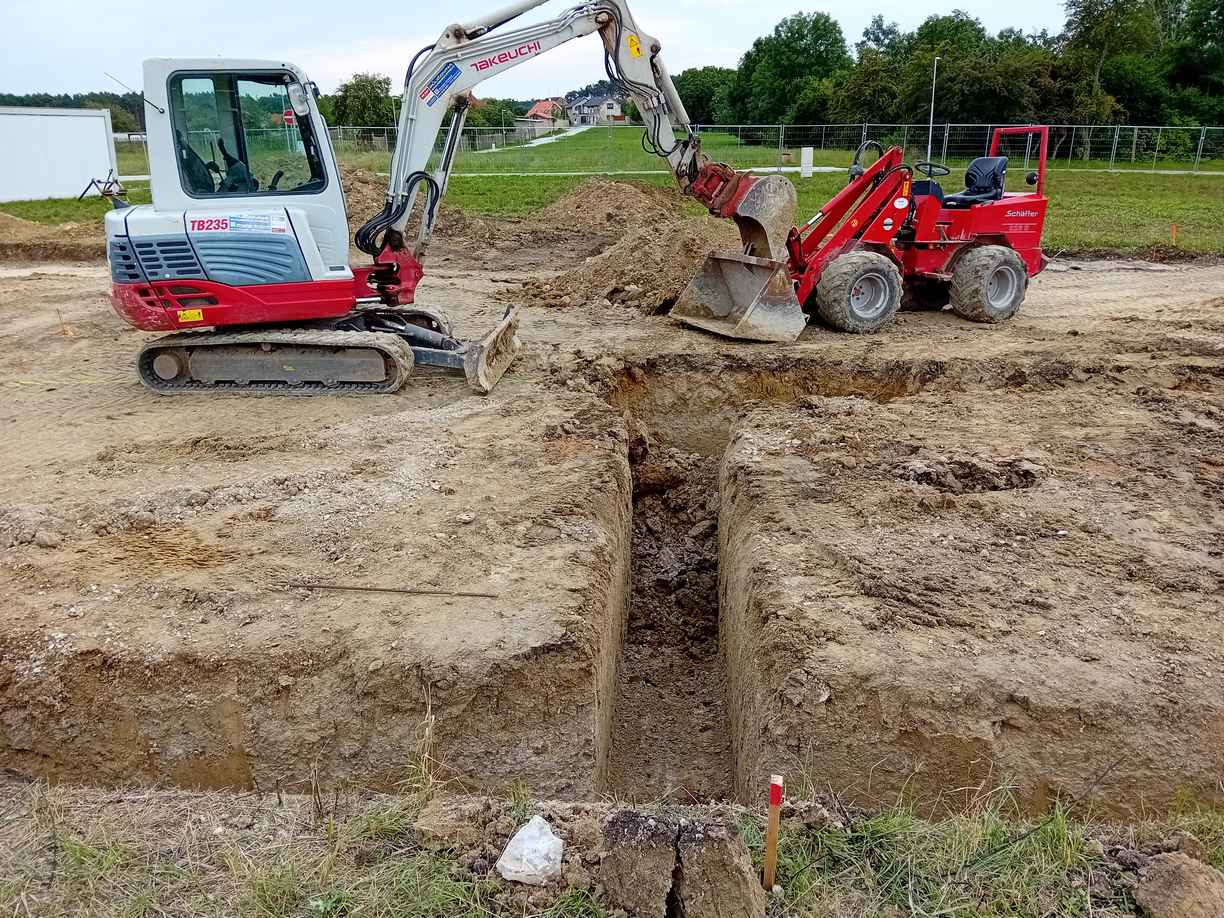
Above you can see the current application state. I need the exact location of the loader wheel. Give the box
[815,251,902,334]
[950,246,1027,323]
[901,279,950,312]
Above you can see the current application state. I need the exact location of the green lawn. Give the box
[328,125,1224,178]
[443,170,1224,255]
[3,163,1221,256]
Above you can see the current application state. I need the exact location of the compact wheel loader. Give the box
[674,127,1052,339]
[105,0,808,395]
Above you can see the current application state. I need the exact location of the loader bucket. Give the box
[672,252,806,343]
[462,305,522,394]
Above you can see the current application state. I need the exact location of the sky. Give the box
[3,0,1069,99]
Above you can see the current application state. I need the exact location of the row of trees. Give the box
[3,2,1220,130]
[318,73,531,129]
[0,91,143,131]
[672,1,1222,127]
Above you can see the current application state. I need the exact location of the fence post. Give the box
[820,124,825,150]
[1024,131,1033,170]
[901,124,909,156]
[1194,127,1207,173]
[1068,127,1075,165]
[1131,127,1139,162]
[1153,127,1162,169]
[778,124,786,173]
[861,122,868,144]
[983,125,991,156]
[1109,126,1120,171]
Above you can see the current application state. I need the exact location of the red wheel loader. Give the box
[673,125,1051,339]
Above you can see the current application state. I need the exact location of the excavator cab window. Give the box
[168,72,327,198]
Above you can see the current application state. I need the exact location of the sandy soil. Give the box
[1,183,1222,810]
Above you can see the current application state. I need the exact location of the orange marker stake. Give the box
[762,774,784,890]
[1172,223,1179,245]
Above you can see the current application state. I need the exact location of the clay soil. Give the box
[1,181,1222,815]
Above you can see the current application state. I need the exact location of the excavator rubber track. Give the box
[138,329,415,396]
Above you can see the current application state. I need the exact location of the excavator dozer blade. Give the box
[462,305,523,394]
[673,252,807,343]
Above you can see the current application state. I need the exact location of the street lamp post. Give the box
[926,56,941,163]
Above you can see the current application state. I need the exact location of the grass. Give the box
[330,125,1224,178]
[3,776,1223,917]
[3,132,1223,255]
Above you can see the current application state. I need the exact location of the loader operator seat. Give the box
[943,156,1008,208]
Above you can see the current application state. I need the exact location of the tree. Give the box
[673,66,736,124]
[88,102,137,132]
[333,73,394,126]
[1065,0,1160,91]
[465,98,521,128]
[565,80,620,103]
[857,15,902,57]
[725,12,852,123]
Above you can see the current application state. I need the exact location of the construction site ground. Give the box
[1,177,1223,913]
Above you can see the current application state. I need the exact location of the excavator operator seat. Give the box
[943,156,1008,208]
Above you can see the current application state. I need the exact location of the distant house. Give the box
[514,98,568,137]
[567,94,624,126]
[524,99,567,124]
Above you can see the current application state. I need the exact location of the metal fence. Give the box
[114,122,1224,180]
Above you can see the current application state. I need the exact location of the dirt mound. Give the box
[512,216,739,313]
[0,212,106,261]
[529,178,689,234]
[341,165,519,249]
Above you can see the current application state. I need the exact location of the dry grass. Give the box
[3,765,1222,918]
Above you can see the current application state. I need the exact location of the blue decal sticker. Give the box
[422,62,462,107]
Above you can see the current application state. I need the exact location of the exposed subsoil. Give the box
[1,180,1223,820]
[606,449,731,803]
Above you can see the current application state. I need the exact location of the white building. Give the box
[0,107,118,203]
[566,94,624,126]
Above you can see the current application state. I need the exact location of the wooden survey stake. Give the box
[762,774,784,889]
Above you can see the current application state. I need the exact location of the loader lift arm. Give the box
[354,0,798,305]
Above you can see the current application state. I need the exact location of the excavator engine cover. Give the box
[673,173,806,343]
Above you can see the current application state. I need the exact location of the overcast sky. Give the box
[4,0,1069,98]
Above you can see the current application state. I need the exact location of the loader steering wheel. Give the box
[915,161,951,178]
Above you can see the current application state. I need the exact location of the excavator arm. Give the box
[356,0,797,274]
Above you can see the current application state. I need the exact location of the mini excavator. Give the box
[106,0,805,395]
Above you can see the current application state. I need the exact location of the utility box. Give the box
[0,107,118,203]
[801,147,814,179]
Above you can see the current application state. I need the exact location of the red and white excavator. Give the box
[106,0,803,395]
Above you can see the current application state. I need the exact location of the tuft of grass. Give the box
[543,889,608,917]
[360,852,495,917]
[740,796,1117,917]
[245,865,305,917]
[506,779,532,826]
[59,832,137,894]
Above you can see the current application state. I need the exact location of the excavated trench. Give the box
[599,352,1224,812]
[601,356,932,803]
[5,349,1222,815]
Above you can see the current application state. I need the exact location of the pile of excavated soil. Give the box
[342,167,511,247]
[512,217,740,314]
[342,169,705,265]
[0,212,106,261]
[529,178,689,233]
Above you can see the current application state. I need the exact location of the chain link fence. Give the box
[114,122,1224,180]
